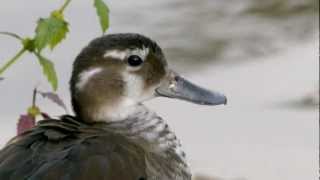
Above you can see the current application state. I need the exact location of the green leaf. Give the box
[34,12,69,52]
[36,54,58,91]
[94,0,110,33]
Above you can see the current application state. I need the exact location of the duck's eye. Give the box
[127,55,143,67]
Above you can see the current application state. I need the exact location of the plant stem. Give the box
[32,88,37,107]
[59,0,72,13]
[0,32,23,41]
[0,48,26,75]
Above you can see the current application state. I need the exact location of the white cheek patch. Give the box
[122,71,157,103]
[76,68,103,90]
[122,72,144,99]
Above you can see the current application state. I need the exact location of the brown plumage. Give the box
[0,116,148,180]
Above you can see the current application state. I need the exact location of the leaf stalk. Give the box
[59,0,72,13]
[0,48,26,75]
[0,32,23,41]
[32,88,37,107]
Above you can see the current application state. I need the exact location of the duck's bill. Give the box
[155,71,227,106]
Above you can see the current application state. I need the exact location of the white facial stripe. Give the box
[130,46,150,60]
[76,68,103,90]
[103,47,150,61]
[103,50,127,60]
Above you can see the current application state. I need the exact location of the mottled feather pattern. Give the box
[0,106,191,180]
[104,105,191,179]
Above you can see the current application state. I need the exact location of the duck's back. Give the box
[0,116,148,180]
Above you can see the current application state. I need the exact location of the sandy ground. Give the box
[1,40,318,180]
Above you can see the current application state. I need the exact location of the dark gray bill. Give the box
[155,72,227,106]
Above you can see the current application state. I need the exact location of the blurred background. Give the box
[0,0,319,179]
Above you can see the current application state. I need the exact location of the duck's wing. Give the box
[0,116,147,180]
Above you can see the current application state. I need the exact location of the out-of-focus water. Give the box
[0,0,318,71]
[108,0,318,71]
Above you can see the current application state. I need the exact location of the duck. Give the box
[0,33,226,180]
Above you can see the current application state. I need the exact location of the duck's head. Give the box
[70,33,226,122]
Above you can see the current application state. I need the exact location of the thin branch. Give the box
[0,48,27,75]
[0,32,23,41]
[59,0,72,13]
[32,88,37,107]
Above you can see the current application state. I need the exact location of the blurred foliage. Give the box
[34,11,69,52]
[94,0,110,33]
[0,0,109,91]
[0,0,110,134]
[17,88,69,135]
[17,114,35,135]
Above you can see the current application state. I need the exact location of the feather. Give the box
[0,114,191,180]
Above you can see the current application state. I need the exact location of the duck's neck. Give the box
[105,104,188,162]
[93,98,141,122]
[74,94,141,123]
[84,104,191,177]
